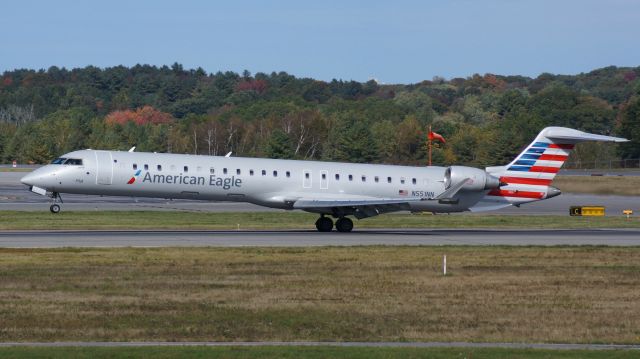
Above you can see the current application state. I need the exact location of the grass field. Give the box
[553,175,640,196]
[0,211,638,230]
[1,246,639,344]
[0,168,32,172]
[0,346,637,359]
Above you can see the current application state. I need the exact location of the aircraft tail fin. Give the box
[481,127,627,205]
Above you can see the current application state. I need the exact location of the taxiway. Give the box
[1,228,639,248]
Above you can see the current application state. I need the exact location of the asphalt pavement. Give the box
[0,341,638,351]
[1,228,639,248]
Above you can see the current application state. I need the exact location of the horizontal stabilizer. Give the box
[543,127,628,143]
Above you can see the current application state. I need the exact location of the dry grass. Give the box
[1,246,640,344]
[1,346,637,359]
[553,175,640,196]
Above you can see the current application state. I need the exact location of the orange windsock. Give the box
[428,131,446,143]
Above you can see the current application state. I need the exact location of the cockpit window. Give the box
[64,158,83,166]
[51,158,67,164]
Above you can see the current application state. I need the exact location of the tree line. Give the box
[1,63,639,166]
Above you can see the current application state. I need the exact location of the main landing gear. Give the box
[49,192,62,214]
[315,215,353,233]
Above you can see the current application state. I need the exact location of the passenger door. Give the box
[95,151,113,185]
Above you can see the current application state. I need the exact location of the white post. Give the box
[443,255,447,276]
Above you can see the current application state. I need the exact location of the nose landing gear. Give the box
[49,192,63,214]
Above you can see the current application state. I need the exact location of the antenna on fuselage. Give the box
[128,146,136,152]
[225,152,232,157]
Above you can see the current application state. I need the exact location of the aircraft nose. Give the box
[20,167,56,188]
[20,172,37,186]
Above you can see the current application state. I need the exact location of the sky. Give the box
[1,0,639,83]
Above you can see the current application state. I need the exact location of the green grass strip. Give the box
[0,211,638,230]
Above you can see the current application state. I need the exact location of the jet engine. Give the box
[444,166,502,191]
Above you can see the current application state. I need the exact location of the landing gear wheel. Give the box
[50,204,61,214]
[315,216,334,232]
[335,217,354,233]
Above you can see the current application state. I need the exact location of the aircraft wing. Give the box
[293,196,424,219]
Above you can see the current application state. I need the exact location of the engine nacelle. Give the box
[444,166,501,191]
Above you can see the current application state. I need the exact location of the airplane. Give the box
[20,126,627,232]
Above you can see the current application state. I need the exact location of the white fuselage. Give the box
[22,150,487,213]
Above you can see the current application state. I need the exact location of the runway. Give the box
[0,340,638,351]
[1,228,639,247]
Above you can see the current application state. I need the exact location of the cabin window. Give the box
[157,165,162,171]
[262,170,266,176]
[144,164,149,170]
[133,164,137,170]
[250,170,254,176]
[348,174,353,181]
[286,171,291,178]
[196,166,202,172]
[223,168,227,174]
[305,173,310,179]
[170,165,176,171]
[400,177,405,184]
[361,175,366,182]
[210,168,215,174]
[374,176,379,183]
[113,159,118,163]
[273,170,278,177]
[387,177,392,183]
[322,173,326,180]
[335,174,340,180]
[412,178,417,185]
[184,166,188,173]
[236,169,241,175]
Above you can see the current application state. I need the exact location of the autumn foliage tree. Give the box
[105,106,173,126]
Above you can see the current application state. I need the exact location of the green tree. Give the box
[264,129,294,159]
[322,115,377,163]
[617,97,640,159]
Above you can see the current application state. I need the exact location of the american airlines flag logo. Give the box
[127,170,142,184]
[399,189,408,196]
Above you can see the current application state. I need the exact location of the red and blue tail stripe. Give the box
[486,139,574,200]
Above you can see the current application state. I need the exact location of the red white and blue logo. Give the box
[488,140,574,200]
[127,170,142,184]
